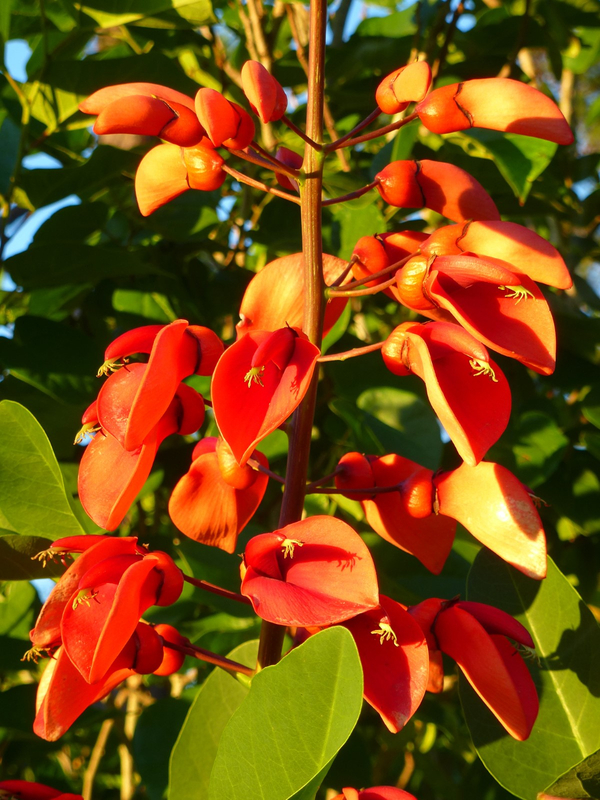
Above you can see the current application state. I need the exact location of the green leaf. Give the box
[582,385,600,429]
[332,202,386,260]
[208,627,363,800]
[0,110,20,196]
[512,411,569,488]
[542,748,600,799]
[582,431,600,462]
[355,7,417,37]
[0,581,38,638]
[112,289,177,322]
[169,640,258,800]
[0,401,84,540]
[0,534,65,580]
[463,552,600,800]
[71,0,214,28]
[448,130,558,203]
[6,243,152,289]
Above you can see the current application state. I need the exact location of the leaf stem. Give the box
[327,274,398,297]
[322,181,379,206]
[164,640,255,677]
[183,574,252,605]
[318,341,384,362]
[281,114,322,150]
[222,164,301,204]
[330,112,418,150]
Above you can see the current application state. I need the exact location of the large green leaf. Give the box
[169,640,258,800]
[71,0,214,28]
[463,552,600,800]
[208,627,363,800]
[511,411,569,489]
[0,401,84,540]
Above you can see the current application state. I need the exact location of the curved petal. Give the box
[434,605,539,740]
[415,78,573,145]
[236,253,348,338]
[456,601,534,648]
[422,221,572,289]
[241,517,380,626]
[342,596,429,733]
[403,327,511,465]
[168,447,269,552]
[362,454,456,574]
[212,332,320,464]
[429,260,556,374]
[417,160,500,222]
[241,61,287,122]
[77,428,160,530]
[94,95,175,137]
[135,143,189,217]
[79,82,196,114]
[435,461,547,579]
[34,645,135,742]
[194,88,240,147]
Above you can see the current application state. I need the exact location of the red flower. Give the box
[434,461,547,579]
[241,61,288,122]
[236,252,348,338]
[394,253,556,374]
[0,780,83,799]
[168,437,269,552]
[341,595,428,733]
[376,60,431,115]
[240,516,380,626]
[375,160,499,222]
[78,365,205,529]
[335,455,547,579]
[274,147,302,192]
[97,319,222,451]
[409,598,539,740]
[194,88,255,149]
[335,452,456,574]
[381,321,511,465]
[135,142,226,217]
[212,327,320,464]
[420,220,572,290]
[333,787,418,800]
[414,78,573,144]
[79,82,205,147]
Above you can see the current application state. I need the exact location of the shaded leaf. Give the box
[463,552,600,800]
[543,748,600,799]
[0,534,65,580]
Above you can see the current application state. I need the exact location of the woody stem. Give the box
[164,641,255,677]
[255,0,327,672]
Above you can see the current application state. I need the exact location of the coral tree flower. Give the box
[236,252,348,338]
[414,77,573,145]
[97,319,222,451]
[78,365,205,530]
[376,60,431,115]
[274,147,303,192]
[375,160,499,222]
[195,87,255,149]
[0,780,83,799]
[240,516,380,626]
[333,787,418,800]
[341,595,429,733]
[241,61,288,122]
[334,454,547,578]
[381,321,511,465]
[135,141,226,217]
[394,253,556,374]
[420,219,572,290]
[29,536,182,740]
[212,327,320,464]
[168,437,269,552]
[79,82,205,147]
[409,598,539,740]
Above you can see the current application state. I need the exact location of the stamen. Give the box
[97,357,129,377]
[515,643,541,666]
[498,285,535,304]
[21,645,45,663]
[281,539,304,559]
[74,422,101,445]
[72,588,99,610]
[469,358,498,382]
[371,620,399,646]
[244,366,265,388]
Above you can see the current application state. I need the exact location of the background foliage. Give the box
[1,0,600,797]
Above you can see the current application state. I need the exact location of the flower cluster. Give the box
[27,55,574,782]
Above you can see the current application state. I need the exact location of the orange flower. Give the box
[415,78,573,144]
[241,61,288,122]
[168,437,269,552]
[375,160,499,222]
[375,61,431,115]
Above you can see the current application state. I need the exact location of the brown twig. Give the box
[183,574,253,605]
[82,719,115,800]
[229,147,299,179]
[330,112,418,150]
[222,163,302,204]
[164,640,255,677]
[318,341,384,362]
[327,274,397,297]
[322,180,378,206]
